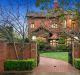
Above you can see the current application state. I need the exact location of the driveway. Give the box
[33,57,80,74]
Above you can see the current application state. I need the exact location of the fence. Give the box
[0,40,37,72]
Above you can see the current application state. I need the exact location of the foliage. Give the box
[59,32,66,37]
[24,38,30,43]
[56,44,68,52]
[58,37,65,44]
[38,41,51,51]
[74,59,80,69]
[35,0,80,10]
[0,25,13,42]
[36,37,51,51]
[36,37,46,44]
[35,0,52,10]
[56,36,68,52]
[4,59,36,71]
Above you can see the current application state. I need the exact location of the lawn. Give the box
[40,52,68,62]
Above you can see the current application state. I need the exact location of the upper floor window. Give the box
[51,23,58,28]
[62,20,66,28]
[30,23,35,28]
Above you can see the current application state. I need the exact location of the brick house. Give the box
[27,0,78,47]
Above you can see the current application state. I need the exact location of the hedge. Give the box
[4,59,36,71]
[74,59,80,69]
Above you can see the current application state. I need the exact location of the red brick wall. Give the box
[74,46,80,58]
[66,16,78,32]
[72,42,80,58]
[0,41,7,72]
[0,41,37,72]
[28,17,60,37]
[74,49,80,58]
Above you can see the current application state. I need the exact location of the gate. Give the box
[68,44,73,65]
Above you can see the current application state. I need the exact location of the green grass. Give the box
[40,52,68,62]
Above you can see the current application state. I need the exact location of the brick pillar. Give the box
[72,41,80,58]
[30,42,37,66]
[74,46,80,58]
[0,40,7,72]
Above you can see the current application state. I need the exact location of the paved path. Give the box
[33,57,80,74]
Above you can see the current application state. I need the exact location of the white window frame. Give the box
[51,23,58,28]
[50,40,57,46]
[31,23,35,28]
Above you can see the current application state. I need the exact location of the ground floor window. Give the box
[50,40,57,47]
[66,38,71,46]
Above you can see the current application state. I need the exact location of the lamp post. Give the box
[32,35,39,66]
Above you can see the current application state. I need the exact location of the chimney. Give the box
[54,0,58,9]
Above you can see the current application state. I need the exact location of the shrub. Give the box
[39,42,51,50]
[58,37,65,44]
[4,59,36,71]
[56,44,68,52]
[74,59,80,69]
[25,38,29,43]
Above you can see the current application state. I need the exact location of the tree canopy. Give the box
[35,0,80,39]
[35,0,80,10]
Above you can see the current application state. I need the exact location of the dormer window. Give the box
[30,23,35,28]
[51,23,58,28]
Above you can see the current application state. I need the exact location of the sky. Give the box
[0,0,45,12]
[0,0,78,13]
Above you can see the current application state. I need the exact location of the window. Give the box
[30,23,35,28]
[51,23,58,28]
[62,20,66,28]
[50,40,57,47]
[64,20,66,28]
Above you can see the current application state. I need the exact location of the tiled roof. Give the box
[27,9,76,18]
[50,33,58,39]
[27,12,61,18]
[27,12,47,17]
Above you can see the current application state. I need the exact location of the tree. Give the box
[0,21,13,42]
[35,0,52,10]
[0,0,31,59]
[59,0,80,38]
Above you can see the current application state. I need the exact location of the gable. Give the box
[31,26,52,37]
